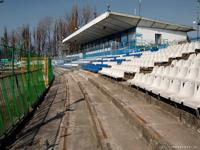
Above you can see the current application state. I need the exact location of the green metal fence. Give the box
[0,45,54,137]
[48,58,54,83]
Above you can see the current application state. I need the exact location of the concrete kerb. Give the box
[54,76,69,150]
[77,81,112,150]
[89,78,174,150]
[130,87,200,131]
[103,76,200,132]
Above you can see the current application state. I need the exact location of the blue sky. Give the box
[0,0,198,37]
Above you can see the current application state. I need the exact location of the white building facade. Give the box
[136,27,187,45]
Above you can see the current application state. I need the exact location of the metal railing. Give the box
[0,45,54,137]
[0,69,45,136]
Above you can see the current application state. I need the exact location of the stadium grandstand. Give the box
[49,10,200,149]
[60,11,200,113]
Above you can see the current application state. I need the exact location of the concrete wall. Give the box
[136,27,187,44]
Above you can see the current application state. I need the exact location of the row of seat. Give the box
[172,59,200,68]
[122,59,156,68]
[102,61,118,66]
[169,42,200,58]
[151,66,200,83]
[128,73,200,109]
[111,64,140,73]
[188,53,200,60]
[99,68,124,79]
[99,41,200,79]
[115,41,200,69]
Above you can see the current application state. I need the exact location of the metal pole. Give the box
[12,47,14,76]
[197,0,200,40]
[197,22,199,41]
[139,0,142,16]
[27,49,31,104]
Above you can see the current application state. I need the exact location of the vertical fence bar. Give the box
[36,70,42,96]
[9,76,19,120]
[24,73,32,106]
[27,49,31,105]
[0,111,4,135]
[12,47,14,77]
[19,74,29,111]
[1,79,13,125]
[31,71,39,99]
[15,75,25,116]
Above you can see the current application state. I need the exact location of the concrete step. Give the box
[57,74,99,150]
[80,71,200,150]
[73,72,149,150]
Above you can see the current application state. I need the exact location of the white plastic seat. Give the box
[154,66,164,76]
[134,74,148,86]
[175,67,188,80]
[183,60,192,68]
[113,70,124,78]
[194,41,200,50]
[175,60,184,67]
[170,48,182,58]
[188,53,196,60]
[171,60,177,66]
[145,76,162,91]
[161,66,170,77]
[151,77,170,95]
[168,67,178,78]
[187,43,196,53]
[99,68,124,79]
[170,81,195,104]
[196,53,200,60]
[160,79,181,99]
[181,44,189,54]
[183,84,200,109]
[196,70,200,84]
[184,68,199,81]
[151,66,158,74]
[128,73,140,84]
[140,74,154,89]
[190,59,200,68]
[130,73,144,86]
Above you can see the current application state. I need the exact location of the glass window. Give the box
[128,31,135,41]
[121,32,128,42]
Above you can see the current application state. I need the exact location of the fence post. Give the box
[45,57,48,86]
[27,49,32,105]
[1,79,14,125]
[12,47,14,76]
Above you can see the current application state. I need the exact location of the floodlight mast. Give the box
[197,0,200,40]
[139,0,142,16]
[107,4,111,12]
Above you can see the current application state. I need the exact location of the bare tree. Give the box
[36,20,48,54]
[0,3,98,57]
[32,28,37,50]
[82,4,92,25]
[1,27,8,46]
[0,27,9,58]
[11,30,16,49]
[66,4,80,34]
[42,17,53,54]
[21,25,31,50]
[93,6,98,18]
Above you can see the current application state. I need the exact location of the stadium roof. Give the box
[62,11,194,44]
